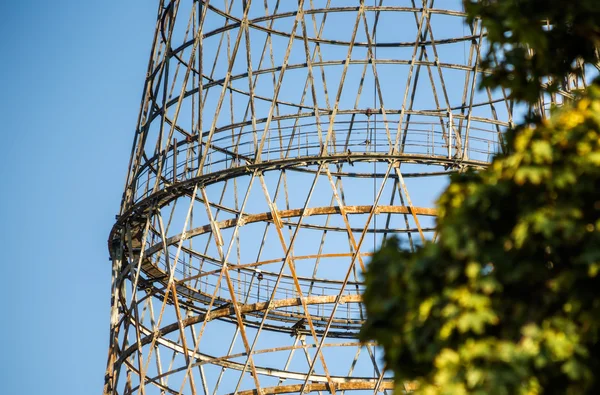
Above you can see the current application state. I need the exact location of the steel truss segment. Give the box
[104,0,574,393]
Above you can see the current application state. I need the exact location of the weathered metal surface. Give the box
[104,1,575,393]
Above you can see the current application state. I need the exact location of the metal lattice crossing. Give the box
[104,1,577,394]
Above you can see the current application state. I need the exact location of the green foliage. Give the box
[360,86,600,394]
[463,0,600,103]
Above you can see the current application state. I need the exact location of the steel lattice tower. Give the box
[104,1,576,394]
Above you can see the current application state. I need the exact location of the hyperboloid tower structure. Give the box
[104,1,574,394]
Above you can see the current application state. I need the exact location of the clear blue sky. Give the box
[1,2,156,393]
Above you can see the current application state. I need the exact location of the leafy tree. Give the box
[361,83,600,395]
[360,2,600,393]
[464,0,600,103]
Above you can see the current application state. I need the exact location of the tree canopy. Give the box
[464,0,600,103]
[360,1,600,393]
[361,85,600,394]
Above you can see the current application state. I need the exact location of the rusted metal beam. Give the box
[104,0,577,393]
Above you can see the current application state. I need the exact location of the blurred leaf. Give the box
[361,85,600,393]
